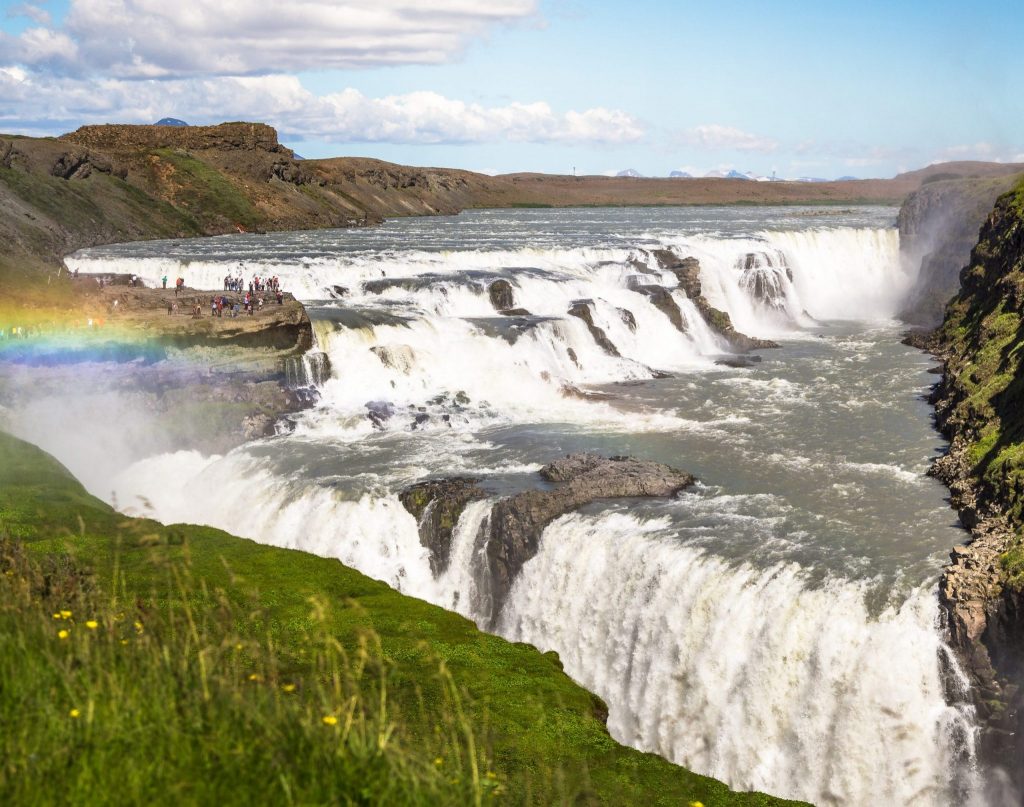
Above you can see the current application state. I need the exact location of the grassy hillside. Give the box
[0,430,804,807]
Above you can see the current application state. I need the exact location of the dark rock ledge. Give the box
[650,249,779,352]
[400,453,695,625]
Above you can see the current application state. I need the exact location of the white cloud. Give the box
[0,0,539,77]
[0,71,644,146]
[931,142,1024,164]
[678,124,778,153]
[6,3,52,25]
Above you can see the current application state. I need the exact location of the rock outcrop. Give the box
[651,249,779,351]
[61,122,291,155]
[488,279,516,313]
[399,478,487,575]
[567,300,620,356]
[399,453,695,625]
[926,177,1024,787]
[899,173,1023,326]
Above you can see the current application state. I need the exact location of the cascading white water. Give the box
[39,208,983,806]
[499,511,979,807]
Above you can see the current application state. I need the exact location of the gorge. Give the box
[5,123,1024,805]
[6,204,989,805]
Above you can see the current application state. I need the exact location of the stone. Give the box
[567,300,620,356]
[488,279,516,312]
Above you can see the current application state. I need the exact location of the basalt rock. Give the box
[50,150,106,180]
[488,279,516,313]
[399,478,487,575]
[651,249,779,352]
[635,284,686,332]
[401,453,696,626]
[567,300,620,356]
[482,454,694,623]
[926,178,1024,791]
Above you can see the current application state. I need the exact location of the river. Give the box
[44,206,982,804]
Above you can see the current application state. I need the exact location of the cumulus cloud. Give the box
[0,0,539,77]
[678,124,778,153]
[0,71,644,145]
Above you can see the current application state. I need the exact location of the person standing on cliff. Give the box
[162,275,168,289]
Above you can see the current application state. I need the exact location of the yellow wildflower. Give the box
[85,620,98,630]
[133,620,144,631]
[434,757,443,767]
[688,802,705,807]
[69,708,80,719]
[486,771,497,779]
[52,613,61,619]
[58,629,70,640]
[120,639,129,646]
[60,610,72,619]
[248,673,262,682]
[281,683,296,693]
[322,715,338,726]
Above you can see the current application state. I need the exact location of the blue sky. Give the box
[1,0,1022,178]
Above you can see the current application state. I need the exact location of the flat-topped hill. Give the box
[61,122,289,154]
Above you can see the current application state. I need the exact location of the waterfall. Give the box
[499,511,980,807]
[45,212,983,806]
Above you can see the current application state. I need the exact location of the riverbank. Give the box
[906,175,1024,792]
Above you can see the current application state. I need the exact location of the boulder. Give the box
[488,279,516,312]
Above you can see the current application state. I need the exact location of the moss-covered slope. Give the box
[935,178,1024,535]
[0,430,804,807]
[929,177,1024,781]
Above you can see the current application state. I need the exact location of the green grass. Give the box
[0,431,804,806]
[149,149,262,230]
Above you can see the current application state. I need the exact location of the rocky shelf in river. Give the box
[401,453,696,625]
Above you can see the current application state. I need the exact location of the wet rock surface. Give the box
[399,453,695,625]
[399,478,488,575]
[488,279,516,313]
[651,249,779,352]
[567,300,621,356]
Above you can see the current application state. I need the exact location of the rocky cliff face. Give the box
[62,122,289,154]
[899,174,1022,326]
[928,177,1024,788]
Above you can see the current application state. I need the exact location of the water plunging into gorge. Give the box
[18,206,983,805]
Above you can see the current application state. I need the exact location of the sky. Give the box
[0,0,1022,179]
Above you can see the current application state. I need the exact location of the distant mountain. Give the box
[725,170,752,180]
[669,170,692,178]
[292,153,305,161]
[154,117,189,127]
[836,175,859,181]
[616,168,642,178]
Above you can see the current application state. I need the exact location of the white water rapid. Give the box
[39,207,984,805]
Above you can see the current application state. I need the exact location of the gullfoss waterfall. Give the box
[49,207,981,804]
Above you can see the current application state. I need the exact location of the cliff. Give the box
[928,176,1024,785]
[899,172,1022,325]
